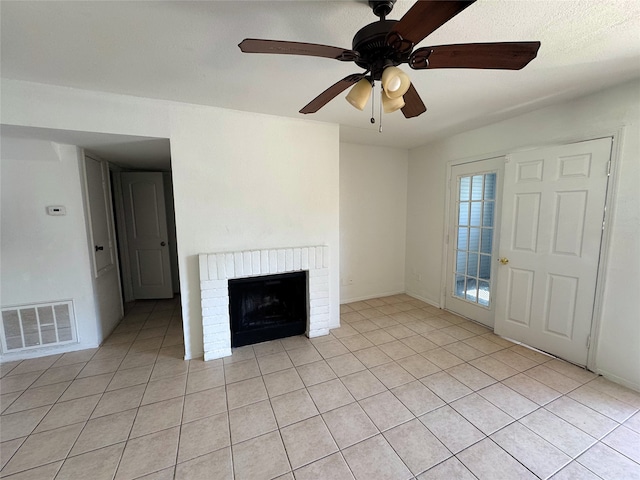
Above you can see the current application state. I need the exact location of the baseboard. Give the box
[0,342,100,362]
[185,348,204,361]
[594,368,640,393]
[405,291,441,309]
[340,290,406,305]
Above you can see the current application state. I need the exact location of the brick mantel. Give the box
[199,246,330,361]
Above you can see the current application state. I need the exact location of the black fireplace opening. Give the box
[229,271,308,348]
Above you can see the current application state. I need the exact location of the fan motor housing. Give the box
[352,19,409,79]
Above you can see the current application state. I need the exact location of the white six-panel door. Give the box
[121,172,173,299]
[494,138,612,366]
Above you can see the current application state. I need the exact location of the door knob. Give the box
[498,257,509,265]
[160,241,166,246]
[95,245,104,252]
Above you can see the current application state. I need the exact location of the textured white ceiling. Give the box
[1,0,639,151]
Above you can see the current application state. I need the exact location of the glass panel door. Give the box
[454,173,496,307]
[444,156,504,327]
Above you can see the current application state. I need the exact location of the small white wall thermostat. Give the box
[47,205,67,216]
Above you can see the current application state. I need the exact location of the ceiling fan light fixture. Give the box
[381,66,410,99]
[346,77,373,110]
[240,0,540,120]
[381,90,405,113]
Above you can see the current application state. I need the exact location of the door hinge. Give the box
[586,335,591,349]
[607,159,611,176]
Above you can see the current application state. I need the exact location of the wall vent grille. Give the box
[1,301,77,352]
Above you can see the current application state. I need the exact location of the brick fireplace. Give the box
[199,246,330,361]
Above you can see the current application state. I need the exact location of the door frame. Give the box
[121,171,173,299]
[585,129,623,373]
[114,170,178,301]
[441,154,506,314]
[440,128,623,373]
[443,156,505,327]
[109,165,134,303]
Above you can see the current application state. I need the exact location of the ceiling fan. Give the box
[239,0,541,119]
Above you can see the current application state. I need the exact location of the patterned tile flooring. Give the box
[1,294,639,479]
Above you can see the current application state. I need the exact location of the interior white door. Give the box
[122,172,173,299]
[84,155,116,277]
[495,138,612,366]
[445,157,504,327]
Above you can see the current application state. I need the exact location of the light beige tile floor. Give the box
[1,295,640,479]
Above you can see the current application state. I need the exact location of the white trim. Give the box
[109,167,134,303]
[595,367,640,393]
[340,289,406,304]
[405,292,441,309]
[587,129,622,374]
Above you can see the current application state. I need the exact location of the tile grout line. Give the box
[0,302,157,478]
[3,295,639,479]
[83,304,155,480]
[0,313,141,477]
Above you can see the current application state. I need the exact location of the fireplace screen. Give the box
[228,271,307,347]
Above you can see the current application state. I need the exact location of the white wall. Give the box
[406,80,640,389]
[92,267,122,341]
[339,142,408,303]
[169,106,339,359]
[1,79,341,360]
[0,138,101,355]
[163,172,180,294]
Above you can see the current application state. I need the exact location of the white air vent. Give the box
[1,301,77,352]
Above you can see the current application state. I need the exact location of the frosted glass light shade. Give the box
[382,91,405,113]
[346,78,372,110]
[381,66,410,99]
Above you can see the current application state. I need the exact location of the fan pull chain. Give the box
[370,83,375,124]
[379,86,383,133]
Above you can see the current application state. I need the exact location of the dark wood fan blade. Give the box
[390,1,476,48]
[300,74,365,114]
[401,83,427,118]
[239,39,358,62]
[410,42,541,70]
